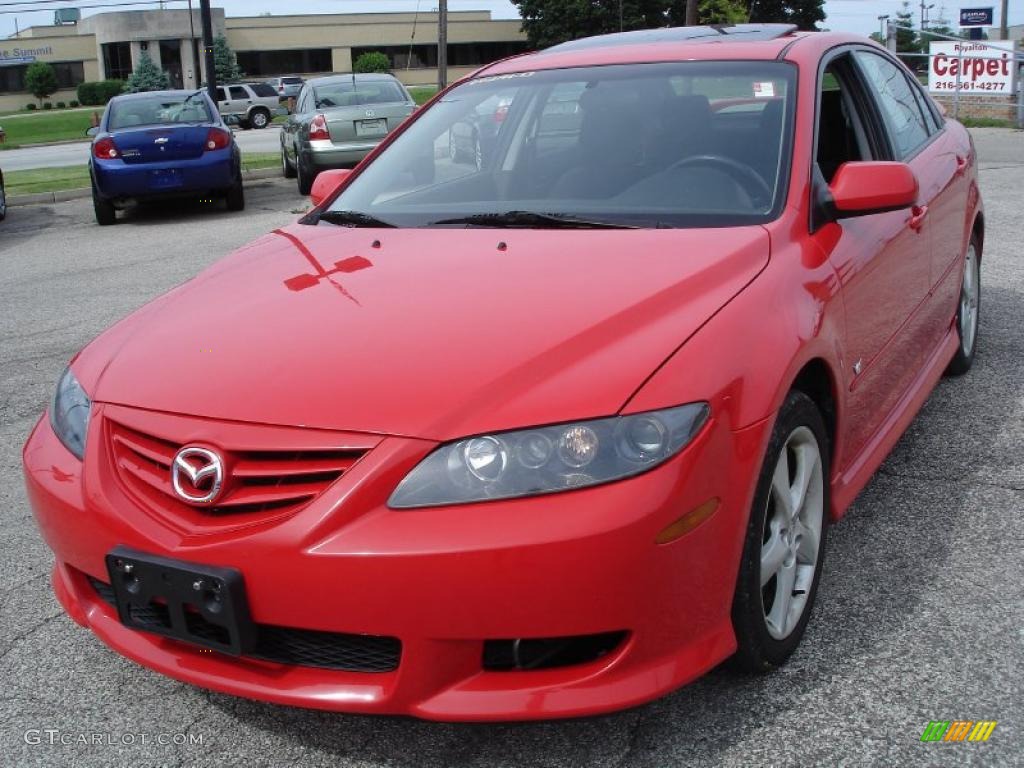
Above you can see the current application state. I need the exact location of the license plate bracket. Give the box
[150,168,182,188]
[355,118,387,137]
[105,546,256,656]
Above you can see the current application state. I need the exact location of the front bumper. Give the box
[23,404,770,721]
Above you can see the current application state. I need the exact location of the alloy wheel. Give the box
[959,243,980,357]
[760,426,824,640]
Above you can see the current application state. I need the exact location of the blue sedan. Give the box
[89,90,244,225]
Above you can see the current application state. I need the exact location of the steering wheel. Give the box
[669,154,772,208]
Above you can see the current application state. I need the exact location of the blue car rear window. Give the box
[109,95,212,130]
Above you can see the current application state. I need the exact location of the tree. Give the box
[511,0,669,49]
[354,51,391,74]
[25,62,58,106]
[894,1,921,54]
[697,0,748,24]
[125,52,170,92]
[747,0,825,31]
[212,35,243,84]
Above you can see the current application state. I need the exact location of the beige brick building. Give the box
[0,8,527,111]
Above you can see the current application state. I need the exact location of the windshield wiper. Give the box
[427,211,638,229]
[314,210,397,228]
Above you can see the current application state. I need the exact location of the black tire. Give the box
[92,183,116,226]
[249,108,271,130]
[731,390,829,672]
[225,178,245,212]
[297,155,315,196]
[281,143,297,179]
[945,235,981,377]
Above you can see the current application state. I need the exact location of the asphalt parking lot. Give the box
[1,129,1021,767]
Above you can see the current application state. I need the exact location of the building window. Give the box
[351,41,529,71]
[0,60,85,93]
[235,48,332,77]
[102,42,132,80]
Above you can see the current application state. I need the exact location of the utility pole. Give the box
[999,0,1008,40]
[877,14,889,42]
[437,0,447,90]
[200,0,217,102]
[685,0,698,26]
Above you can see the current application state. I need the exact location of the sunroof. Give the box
[545,24,799,53]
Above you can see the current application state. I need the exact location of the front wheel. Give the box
[945,237,980,376]
[731,390,829,671]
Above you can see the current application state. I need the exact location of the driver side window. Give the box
[815,57,872,184]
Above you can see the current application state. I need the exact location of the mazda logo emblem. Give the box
[171,446,225,505]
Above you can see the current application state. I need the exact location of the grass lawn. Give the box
[0,109,96,149]
[408,86,439,105]
[4,152,281,197]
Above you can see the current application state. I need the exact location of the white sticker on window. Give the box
[753,81,775,98]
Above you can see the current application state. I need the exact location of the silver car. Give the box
[267,76,304,100]
[280,73,416,195]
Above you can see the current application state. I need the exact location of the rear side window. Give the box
[853,51,931,159]
[229,85,249,100]
[250,83,277,97]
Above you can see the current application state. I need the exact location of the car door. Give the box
[812,51,932,463]
[283,85,311,164]
[851,50,959,361]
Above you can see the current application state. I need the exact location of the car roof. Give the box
[306,73,400,86]
[478,24,869,76]
[110,89,208,102]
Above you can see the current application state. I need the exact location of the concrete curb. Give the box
[8,166,285,208]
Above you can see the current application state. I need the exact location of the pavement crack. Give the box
[0,610,64,664]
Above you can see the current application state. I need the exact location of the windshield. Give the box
[108,94,212,130]
[328,61,796,229]
[314,80,408,108]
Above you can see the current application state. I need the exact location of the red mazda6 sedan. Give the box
[24,24,982,721]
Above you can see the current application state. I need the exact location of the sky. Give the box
[1,0,1021,42]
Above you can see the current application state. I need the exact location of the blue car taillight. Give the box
[93,137,120,160]
[205,128,231,151]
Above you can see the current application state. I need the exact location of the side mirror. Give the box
[829,161,918,217]
[86,126,99,138]
[310,168,351,207]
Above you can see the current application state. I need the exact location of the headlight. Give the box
[389,403,709,508]
[50,368,91,461]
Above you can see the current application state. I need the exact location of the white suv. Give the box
[216,83,280,130]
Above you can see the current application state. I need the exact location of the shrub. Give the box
[353,51,391,74]
[43,102,53,110]
[26,102,37,110]
[56,101,66,109]
[69,100,79,108]
[76,80,125,106]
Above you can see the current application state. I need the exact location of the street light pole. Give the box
[200,0,217,102]
[877,14,889,42]
[437,0,447,90]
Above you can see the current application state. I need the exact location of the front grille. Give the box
[106,417,368,522]
[88,576,400,673]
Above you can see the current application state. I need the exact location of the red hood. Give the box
[75,224,768,440]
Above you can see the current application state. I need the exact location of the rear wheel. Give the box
[225,178,245,212]
[92,182,116,226]
[281,143,297,178]
[731,390,828,671]
[297,156,315,196]
[945,237,980,376]
[250,108,271,130]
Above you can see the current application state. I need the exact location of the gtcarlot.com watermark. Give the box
[24,729,204,747]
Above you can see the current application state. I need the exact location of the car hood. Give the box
[78,224,769,440]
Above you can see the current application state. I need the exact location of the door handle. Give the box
[909,204,929,231]
[955,154,968,176]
